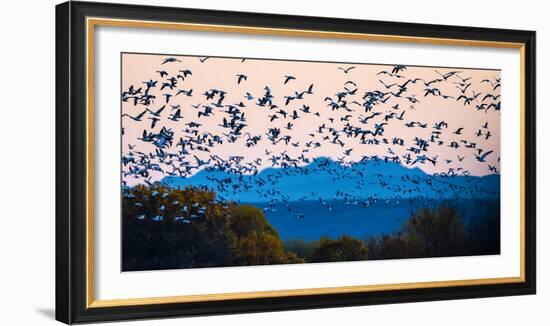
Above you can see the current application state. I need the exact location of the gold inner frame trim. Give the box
[85,17,527,309]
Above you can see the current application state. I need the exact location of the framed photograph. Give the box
[56,1,536,324]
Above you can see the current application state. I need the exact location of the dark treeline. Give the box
[122,185,499,271]
[286,203,499,263]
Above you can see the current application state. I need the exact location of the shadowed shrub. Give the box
[310,236,369,262]
[284,239,319,262]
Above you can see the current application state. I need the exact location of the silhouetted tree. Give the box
[405,204,470,256]
[367,204,471,259]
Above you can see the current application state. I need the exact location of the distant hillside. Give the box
[162,157,500,203]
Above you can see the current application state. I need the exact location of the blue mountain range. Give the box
[162,157,500,203]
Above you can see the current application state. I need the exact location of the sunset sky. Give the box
[121,53,501,185]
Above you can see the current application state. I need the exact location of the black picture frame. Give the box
[56,1,536,324]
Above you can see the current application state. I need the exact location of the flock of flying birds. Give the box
[121,55,501,221]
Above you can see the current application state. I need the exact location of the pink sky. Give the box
[121,53,501,185]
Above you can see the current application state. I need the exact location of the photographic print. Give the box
[121,53,501,272]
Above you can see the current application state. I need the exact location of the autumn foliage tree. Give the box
[122,185,302,271]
